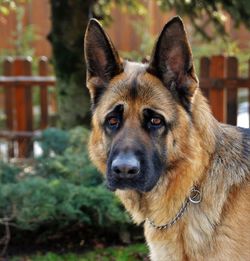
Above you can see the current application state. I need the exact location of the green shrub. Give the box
[0,127,136,249]
[0,178,129,230]
[0,161,20,184]
[35,127,102,186]
[37,128,70,156]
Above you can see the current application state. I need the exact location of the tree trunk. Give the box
[49,0,91,129]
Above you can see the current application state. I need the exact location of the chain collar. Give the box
[146,187,201,230]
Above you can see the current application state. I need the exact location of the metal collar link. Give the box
[146,187,201,230]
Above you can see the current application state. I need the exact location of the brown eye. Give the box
[150,117,162,126]
[108,117,120,128]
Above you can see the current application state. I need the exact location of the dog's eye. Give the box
[143,109,165,131]
[148,117,163,129]
[147,116,164,131]
[107,116,120,129]
[150,117,162,126]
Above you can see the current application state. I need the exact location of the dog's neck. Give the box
[116,146,209,225]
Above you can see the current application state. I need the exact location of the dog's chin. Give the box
[106,175,160,193]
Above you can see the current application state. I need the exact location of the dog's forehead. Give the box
[123,60,147,75]
[111,61,174,103]
[95,61,176,121]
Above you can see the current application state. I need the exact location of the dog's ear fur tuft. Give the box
[148,16,198,111]
[84,19,123,107]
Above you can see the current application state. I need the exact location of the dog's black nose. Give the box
[111,153,140,177]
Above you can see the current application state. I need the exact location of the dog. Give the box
[84,16,250,260]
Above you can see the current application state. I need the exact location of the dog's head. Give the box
[84,17,198,192]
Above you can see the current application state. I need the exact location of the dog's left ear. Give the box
[148,17,198,111]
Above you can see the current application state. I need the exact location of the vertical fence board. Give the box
[3,58,14,130]
[13,57,33,157]
[199,57,210,99]
[209,55,227,122]
[3,58,14,158]
[39,57,49,129]
[226,57,238,125]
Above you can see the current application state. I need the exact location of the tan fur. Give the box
[88,68,250,260]
[85,18,250,261]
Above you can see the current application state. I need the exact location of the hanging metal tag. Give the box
[189,188,201,204]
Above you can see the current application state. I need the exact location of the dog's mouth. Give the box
[106,170,143,191]
[106,148,165,192]
[106,162,163,193]
[106,170,162,192]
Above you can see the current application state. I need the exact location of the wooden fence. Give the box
[199,55,250,125]
[0,57,56,158]
[0,55,249,159]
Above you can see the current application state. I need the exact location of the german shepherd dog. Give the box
[84,17,250,260]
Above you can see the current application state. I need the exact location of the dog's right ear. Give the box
[84,19,123,105]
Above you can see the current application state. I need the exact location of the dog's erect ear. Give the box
[84,19,123,106]
[84,19,122,80]
[148,17,198,111]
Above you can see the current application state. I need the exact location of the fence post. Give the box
[13,57,33,158]
[209,55,227,123]
[199,56,210,99]
[226,57,238,125]
[3,57,14,158]
[39,56,49,129]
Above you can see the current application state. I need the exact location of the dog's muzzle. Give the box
[111,152,140,178]
[106,146,163,192]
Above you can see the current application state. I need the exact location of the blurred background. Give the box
[0,0,249,260]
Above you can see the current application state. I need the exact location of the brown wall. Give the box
[0,0,249,57]
[29,0,51,56]
[0,0,51,57]
[0,7,17,50]
[106,1,175,52]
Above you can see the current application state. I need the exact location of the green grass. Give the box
[10,243,148,261]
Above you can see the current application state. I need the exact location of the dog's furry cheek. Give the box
[88,131,107,174]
